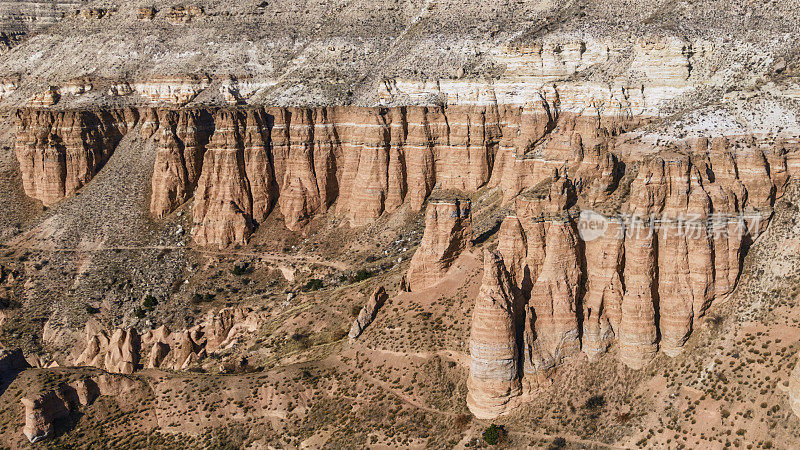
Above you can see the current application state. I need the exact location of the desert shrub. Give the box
[85,305,99,314]
[231,263,252,276]
[482,424,505,445]
[353,269,373,282]
[143,295,158,310]
[585,395,606,410]
[192,293,216,304]
[134,307,146,319]
[454,414,471,430]
[0,297,20,309]
[549,437,567,449]
[304,279,324,291]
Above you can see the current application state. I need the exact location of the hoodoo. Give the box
[467,251,521,419]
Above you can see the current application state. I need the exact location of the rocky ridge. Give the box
[72,307,257,374]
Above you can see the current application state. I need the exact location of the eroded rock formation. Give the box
[406,199,472,291]
[20,373,145,443]
[21,390,70,443]
[73,308,258,373]
[465,130,789,417]
[791,355,800,419]
[14,108,138,205]
[349,286,388,339]
[467,251,520,419]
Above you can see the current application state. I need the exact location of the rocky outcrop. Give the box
[14,108,138,205]
[791,356,800,419]
[28,87,60,107]
[20,373,145,443]
[165,5,204,24]
[21,390,70,443]
[133,75,211,105]
[467,251,520,419]
[348,286,388,339]
[73,308,258,373]
[104,329,140,374]
[406,199,472,291]
[137,6,156,21]
[20,377,103,443]
[74,327,139,374]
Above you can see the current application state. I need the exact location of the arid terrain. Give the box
[0,0,800,448]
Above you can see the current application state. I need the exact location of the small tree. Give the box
[585,395,606,410]
[483,424,505,445]
[304,279,324,291]
[143,295,158,310]
[353,269,373,282]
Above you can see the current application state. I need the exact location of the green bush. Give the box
[143,295,158,310]
[134,307,146,319]
[353,269,373,282]
[482,424,505,445]
[585,395,606,410]
[85,305,100,314]
[548,437,567,449]
[304,279,324,291]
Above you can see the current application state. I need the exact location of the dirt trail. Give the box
[357,367,460,418]
[6,243,351,271]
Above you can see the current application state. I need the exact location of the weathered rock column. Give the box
[467,251,521,419]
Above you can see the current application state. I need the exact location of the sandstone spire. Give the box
[467,251,521,419]
[348,286,389,339]
[581,218,624,361]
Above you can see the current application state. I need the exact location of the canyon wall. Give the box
[14,108,138,205]
[13,97,638,247]
[462,133,791,417]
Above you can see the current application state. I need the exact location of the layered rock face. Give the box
[149,108,213,217]
[73,308,257,372]
[14,108,138,205]
[467,131,788,417]
[467,251,521,419]
[406,199,472,291]
[16,103,556,246]
[348,286,388,339]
